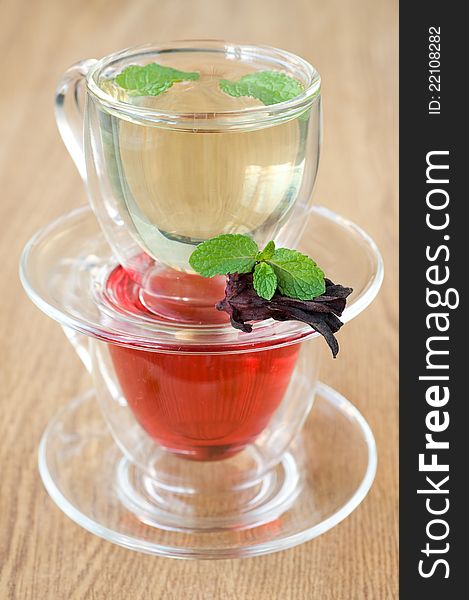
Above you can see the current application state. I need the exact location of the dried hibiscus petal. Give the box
[216,274,353,358]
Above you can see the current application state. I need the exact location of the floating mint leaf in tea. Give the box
[219,71,304,105]
[115,63,200,97]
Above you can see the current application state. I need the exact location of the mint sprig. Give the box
[188,234,258,278]
[115,63,199,97]
[189,235,325,301]
[253,262,277,300]
[256,240,275,261]
[268,248,325,300]
[219,71,304,106]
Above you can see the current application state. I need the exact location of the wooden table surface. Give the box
[0,0,398,598]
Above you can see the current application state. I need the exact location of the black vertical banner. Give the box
[400,2,467,597]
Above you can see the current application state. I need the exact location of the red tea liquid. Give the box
[107,266,300,460]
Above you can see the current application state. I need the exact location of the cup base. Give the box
[116,447,301,532]
[38,382,376,559]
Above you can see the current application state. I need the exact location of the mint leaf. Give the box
[189,234,326,301]
[256,240,275,261]
[267,248,325,300]
[253,262,277,300]
[219,71,304,106]
[115,63,199,97]
[189,234,258,277]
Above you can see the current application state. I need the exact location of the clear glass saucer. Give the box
[20,204,383,351]
[38,382,376,559]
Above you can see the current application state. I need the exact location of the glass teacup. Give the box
[56,41,322,319]
[20,203,382,533]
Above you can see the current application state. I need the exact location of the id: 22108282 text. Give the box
[428,27,441,115]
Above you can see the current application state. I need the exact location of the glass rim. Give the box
[86,40,321,129]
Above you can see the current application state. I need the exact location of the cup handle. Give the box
[62,326,92,374]
[55,59,98,180]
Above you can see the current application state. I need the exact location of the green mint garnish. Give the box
[219,71,304,106]
[256,240,275,261]
[189,235,325,301]
[115,63,199,97]
[268,248,325,300]
[253,262,277,300]
[188,234,258,278]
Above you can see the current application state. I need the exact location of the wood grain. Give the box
[0,0,398,598]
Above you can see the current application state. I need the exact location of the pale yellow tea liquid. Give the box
[98,53,309,270]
